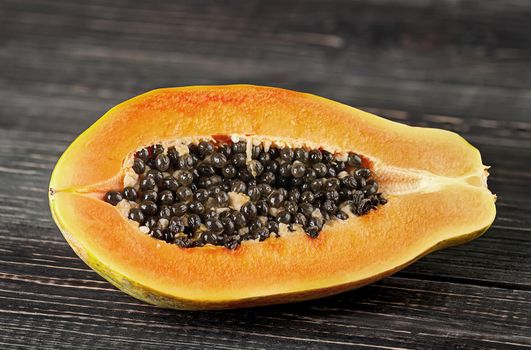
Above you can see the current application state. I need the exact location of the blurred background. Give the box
[1,0,530,349]
[3,0,531,132]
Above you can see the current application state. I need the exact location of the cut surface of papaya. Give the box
[49,85,496,309]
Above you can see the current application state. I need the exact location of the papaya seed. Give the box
[103,137,386,249]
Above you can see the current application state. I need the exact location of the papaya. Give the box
[49,85,496,310]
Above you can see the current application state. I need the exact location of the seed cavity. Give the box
[104,136,387,250]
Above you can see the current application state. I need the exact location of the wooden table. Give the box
[1,0,530,348]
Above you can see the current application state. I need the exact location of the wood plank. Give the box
[0,275,529,349]
[0,128,528,348]
[2,0,531,134]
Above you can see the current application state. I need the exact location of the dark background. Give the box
[1,0,530,349]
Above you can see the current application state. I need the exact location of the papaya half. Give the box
[49,85,496,310]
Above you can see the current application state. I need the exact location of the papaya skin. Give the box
[49,85,496,310]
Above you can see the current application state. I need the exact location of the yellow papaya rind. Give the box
[51,194,492,310]
[49,85,486,193]
[50,183,495,309]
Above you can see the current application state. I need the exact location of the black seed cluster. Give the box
[104,139,387,249]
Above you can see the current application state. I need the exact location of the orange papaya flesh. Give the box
[49,85,496,309]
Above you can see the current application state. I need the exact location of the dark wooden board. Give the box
[1,0,530,348]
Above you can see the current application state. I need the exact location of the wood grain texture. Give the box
[0,0,530,348]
